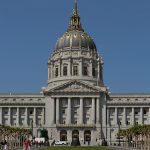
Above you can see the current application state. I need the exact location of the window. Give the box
[63,66,67,76]
[143,109,147,115]
[55,67,58,77]
[62,109,65,114]
[30,110,33,115]
[74,119,77,124]
[83,66,88,76]
[126,121,130,125]
[73,66,78,76]
[74,111,77,115]
[92,68,96,77]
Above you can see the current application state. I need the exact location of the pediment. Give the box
[50,80,100,93]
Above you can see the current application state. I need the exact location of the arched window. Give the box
[73,65,78,76]
[63,66,68,76]
[83,66,88,76]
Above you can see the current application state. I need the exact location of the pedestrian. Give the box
[23,139,29,150]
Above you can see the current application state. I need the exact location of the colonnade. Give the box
[51,97,101,125]
[107,107,150,127]
[0,107,45,127]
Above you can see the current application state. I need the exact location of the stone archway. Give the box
[84,130,91,142]
[60,130,67,141]
[72,130,79,140]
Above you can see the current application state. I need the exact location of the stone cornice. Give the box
[0,103,45,106]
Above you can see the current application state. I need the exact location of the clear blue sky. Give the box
[0,0,150,93]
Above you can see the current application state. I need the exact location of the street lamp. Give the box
[118,120,121,146]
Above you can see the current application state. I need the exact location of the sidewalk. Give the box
[109,146,139,150]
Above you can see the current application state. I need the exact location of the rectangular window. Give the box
[73,66,78,76]
[55,68,58,77]
[62,109,65,114]
[63,66,67,76]
[83,66,88,76]
[92,68,96,77]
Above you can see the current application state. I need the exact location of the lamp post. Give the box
[118,120,121,146]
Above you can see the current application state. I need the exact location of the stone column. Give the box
[8,108,11,125]
[67,98,71,124]
[51,62,54,79]
[89,60,92,76]
[115,107,118,126]
[97,61,100,79]
[59,60,61,77]
[25,107,28,126]
[52,98,55,124]
[56,98,60,124]
[48,65,50,80]
[42,107,45,125]
[149,108,150,124]
[34,107,36,126]
[79,59,82,76]
[16,107,19,126]
[68,58,72,76]
[96,98,100,124]
[92,98,95,124]
[80,98,83,124]
[123,107,126,126]
[0,107,2,124]
[107,108,109,126]
[132,107,135,125]
[140,107,143,124]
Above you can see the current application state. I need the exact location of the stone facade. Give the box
[0,1,149,146]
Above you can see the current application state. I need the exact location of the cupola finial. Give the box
[67,0,84,32]
[73,0,78,15]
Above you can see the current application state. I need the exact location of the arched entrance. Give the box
[84,130,91,142]
[72,130,79,140]
[60,130,67,141]
[71,130,80,146]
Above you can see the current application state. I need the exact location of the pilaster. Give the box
[123,107,126,127]
[8,108,11,125]
[25,107,28,126]
[106,108,109,126]
[16,107,19,126]
[67,98,71,124]
[80,98,83,124]
[96,98,100,124]
[0,107,2,124]
[115,107,118,126]
[140,107,143,125]
[56,98,60,124]
[132,107,135,125]
[34,107,36,126]
[92,98,95,124]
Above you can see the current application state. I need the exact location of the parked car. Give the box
[55,141,69,145]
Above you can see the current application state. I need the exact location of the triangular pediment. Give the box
[50,80,101,93]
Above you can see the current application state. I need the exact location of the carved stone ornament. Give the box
[54,82,97,92]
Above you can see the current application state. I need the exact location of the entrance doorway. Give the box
[72,130,79,140]
[84,130,91,142]
[71,130,80,146]
[60,130,67,141]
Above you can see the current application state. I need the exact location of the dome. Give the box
[55,30,97,51]
[53,1,97,52]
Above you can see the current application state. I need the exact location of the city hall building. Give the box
[0,1,150,146]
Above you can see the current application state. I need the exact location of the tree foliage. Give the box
[40,128,49,140]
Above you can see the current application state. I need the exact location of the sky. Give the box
[0,0,150,93]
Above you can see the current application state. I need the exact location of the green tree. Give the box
[40,129,49,140]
